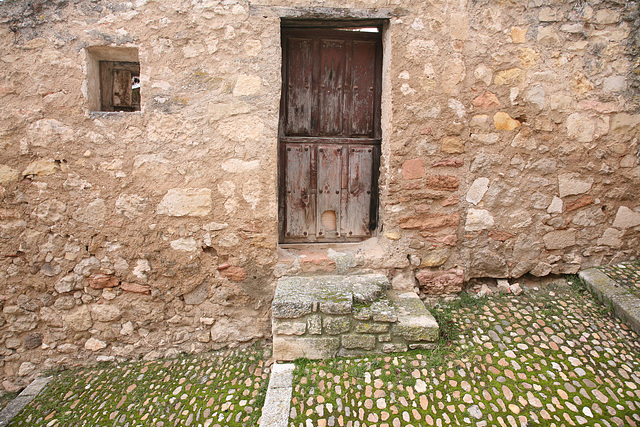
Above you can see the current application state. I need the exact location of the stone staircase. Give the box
[271,274,439,360]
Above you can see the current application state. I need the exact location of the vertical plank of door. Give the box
[316,145,342,238]
[112,69,133,107]
[346,146,373,237]
[99,61,114,111]
[285,37,313,136]
[350,40,376,137]
[284,144,314,238]
[319,39,345,136]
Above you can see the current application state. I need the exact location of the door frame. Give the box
[277,21,385,244]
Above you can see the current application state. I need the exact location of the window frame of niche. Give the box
[86,46,141,113]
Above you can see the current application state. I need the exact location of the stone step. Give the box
[272,274,439,361]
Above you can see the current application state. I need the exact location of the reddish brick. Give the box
[432,158,464,168]
[401,158,425,180]
[399,213,460,231]
[439,195,459,207]
[220,266,247,282]
[88,274,119,289]
[565,195,594,212]
[426,175,459,191]
[489,231,515,241]
[424,234,458,246]
[121,282,151,294]
[416,269,464,294]
[473,91,502,109]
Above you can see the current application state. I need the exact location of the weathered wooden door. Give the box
[279,27,382,243]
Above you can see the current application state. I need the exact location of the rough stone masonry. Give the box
[0,0,639,388]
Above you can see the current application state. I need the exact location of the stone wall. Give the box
[0,0,639,388]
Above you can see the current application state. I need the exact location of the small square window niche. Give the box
[86,46,140,112]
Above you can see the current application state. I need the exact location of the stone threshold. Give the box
[579,268,640,336]
[258,363,295,427]
[0,377,51,427]
[272,274,439,360]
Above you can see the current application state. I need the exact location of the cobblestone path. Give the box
[599,261,640,299]
[10,345,271,426]
[290,283,640,427]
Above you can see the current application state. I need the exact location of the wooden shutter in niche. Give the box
[99,61,140,112]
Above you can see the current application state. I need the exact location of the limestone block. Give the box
[597,228,623,248]
[519,48,540,68]
[510,26,527,43]
[322,316,351,335]
[465,209,494,231]
[603,76,626,94]
[355,322,390,334]
[612,206,640,229]
[547,197,563,214]
[409,343,437,350]
[389,291,439,341]
[450,13,468,40]
[157,188,212,217]
[571,72,594,94]
[415,269,464,294]
[537,26,560,45]
[382,343,408,353]
[474,64,493,85]
[352,283,384,304]
[494,112,521,131]
[539,7,562,21]
[619,155,637,168]
[419,249,450,268]
[595,9,619,25]
[558,173,593,198]
[307,315,322,335]
[566,113,595,142]
[342,334,376,350]
[64,305,92,331]
[217,116,264,142]
[22,159,58,177]
[273,319,307,336]
[232,74,261,96]
[273,336,340,360]
[89,304,122,322]
[183,283,208,305]
[610,114,640,135]
[39,306,63,327]
[441,136,465,153]
[543,229,576,250]
[531,262,553,277]
[466,177,490,205]
[0,165,18,184]
[170,238,198,252]
[84,337,107,352]
[524,85,547,109]
[493,69,524,86]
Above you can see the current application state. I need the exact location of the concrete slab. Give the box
[580,267,640,336]
[259,363,295,427]
[0,376,51,427]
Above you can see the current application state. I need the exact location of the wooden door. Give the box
[279,28,382,243]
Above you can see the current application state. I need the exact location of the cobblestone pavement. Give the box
[289,281,640,427]
[10,345,271,426]
[598,261,640,299]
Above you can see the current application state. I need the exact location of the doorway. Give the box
[278,24,383,243]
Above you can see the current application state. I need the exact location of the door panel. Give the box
[284,144,315,238]
[345,146,373,237]
[350,40,377,137]
[285,38,314,136]
[319,39,346,136]
[316,145,342,239]
[279,28,382,243]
